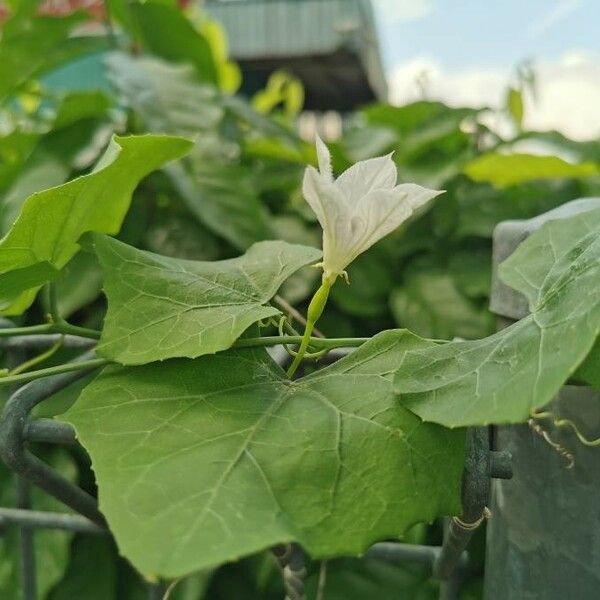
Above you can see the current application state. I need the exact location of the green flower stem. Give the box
[286,278,334,378]
[0,358,109,387]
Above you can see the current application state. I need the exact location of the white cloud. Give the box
[387,51,600,141]
[372,0,434,23]
[529,0,582,38]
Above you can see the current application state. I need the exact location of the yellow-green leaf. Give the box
[0,134,193,314]
[464,153,598,188]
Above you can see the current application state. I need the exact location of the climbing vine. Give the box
[1,1,599,597]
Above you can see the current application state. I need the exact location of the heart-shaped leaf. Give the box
[395,205,600,426]
[91,234,321,364]
[62,330,464,578]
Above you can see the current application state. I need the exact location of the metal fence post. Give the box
[485,197,600,599]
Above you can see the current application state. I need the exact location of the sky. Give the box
[371,0,600,140]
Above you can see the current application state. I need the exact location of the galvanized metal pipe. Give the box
[24,419,78,445]
[365,542,440,566]
[0,507,105,534]
[0,353,106,527]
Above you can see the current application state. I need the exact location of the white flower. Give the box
[303,135,443,282]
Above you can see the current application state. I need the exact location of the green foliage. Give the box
[106,51,274,249]
[49,536,117,600]
[91,233,321,363]
[434,177,581,240]
[0,9,107,103]
[125,1,219,84]
[62,331,464,578]
[464,153,599,188]
[252,71,305,120]
[390,263,493,340]
[0,134,192,314]
[106,52,223,136]
[304,558,437,599]
[395,206,600,426]
[0,90,114,234]
[0,451,77,599]
[505,87,524,129]
[1,2,600,597]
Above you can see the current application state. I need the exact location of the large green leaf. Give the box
[0,134,193,314]
[362,101,480,188]
[128,1,218,84]
[106,52,223,137]
[394,206,600,426]
[390,267,493,340]
[0,91,114,234]
[106,52,272,249]
[62,330,464,578]
[432,177,581,240]
[49,536,117,600]
[464,153,598,188]
[576,338,600,390]
[91,234,321,364]
[304,558,437,600]
[0,12,81,102]
[174,162,273,251]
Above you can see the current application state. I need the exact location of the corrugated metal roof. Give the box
[205,0,387,103]
[206,0,369,58]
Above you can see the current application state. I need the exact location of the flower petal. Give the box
[302,165,348,240]
[333,184,443,269]
[302,166,328,227]
[303,140,444,281]
[335,154,397,203]
[315,134,333,182]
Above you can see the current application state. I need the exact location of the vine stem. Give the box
[233,336,368,350]
[8,338,63,376]
[44,283,101,340]
[533,410,600,447]
[0,322,101,340]
[0,358,108,387]
[0,283,100,340]
[0,336,367,387]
